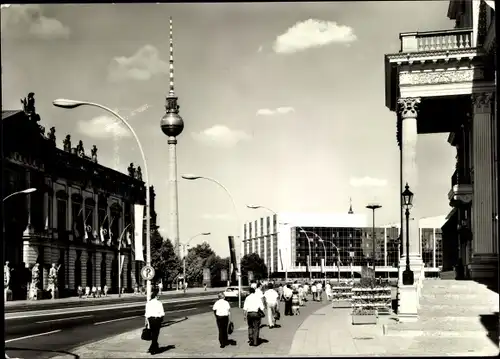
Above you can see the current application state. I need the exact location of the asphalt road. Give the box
[5,294,227,359]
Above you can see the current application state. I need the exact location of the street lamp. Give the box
[53,99,153,301]
[3,188,37,202]
[182,174,242,307]
[178,232,211,288]
[366,203,382,273]
[402,183,414,285]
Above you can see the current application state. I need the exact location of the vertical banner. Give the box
[228,236,238,277]
[248,271,254,282]
[221,269,227,282]
[133,204,144,262]
[279,249,284,270]
[320,258,325,274]
[203,268,210,281]
[120,254,125,274]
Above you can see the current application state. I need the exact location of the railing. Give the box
[400,28,473,53]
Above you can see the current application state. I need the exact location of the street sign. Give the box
[141,265,155,281]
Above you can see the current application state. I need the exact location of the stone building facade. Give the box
[3,93,157,299]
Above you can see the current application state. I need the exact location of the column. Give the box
[470,92,497,279]
[94,193,99,242]
[432,228,436,268]
[43,179,49,231]
[95,252,102,288]
[68,248,76,290]
[167,137,181,257]
[68,187,73,240]
[81,251,88,287]
[398,97,421,260]
[384,228,388,267]
[23,170,32,237]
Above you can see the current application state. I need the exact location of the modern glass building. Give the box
[243,212,444,277]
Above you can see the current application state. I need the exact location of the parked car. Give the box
[223,286,249,300]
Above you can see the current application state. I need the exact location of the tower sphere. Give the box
[160,112,184,137]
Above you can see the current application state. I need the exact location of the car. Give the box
[223,286,249,300]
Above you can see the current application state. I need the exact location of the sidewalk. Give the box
[51,298,330,358]
[289,306,498,356]
[5,287,220,309]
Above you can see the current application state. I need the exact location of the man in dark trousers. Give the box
[212,292,231,348]
[243,287,265,346]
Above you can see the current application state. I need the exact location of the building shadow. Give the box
[5,347,80,358]
[152,345,175,355]
[479,313,499,347]
[161,317,188,328]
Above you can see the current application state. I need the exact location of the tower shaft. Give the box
[168,136,181,257]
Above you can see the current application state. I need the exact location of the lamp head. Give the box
[22,188,37,194]
[246,204,261,209]
[201,232,211,236]
[181,174,201,180]
[53,99,85,109]
[402,182,414,208]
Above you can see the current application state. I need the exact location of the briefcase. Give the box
[141,327,152,341]
[228,321,234,335]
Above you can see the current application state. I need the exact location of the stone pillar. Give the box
[397,97,423,322]
[432,228,436,268]
[95,252,102,288]
[470,93,497,280]
[68,187,73,241]
[68,248,76,290]
[81,250,88,288]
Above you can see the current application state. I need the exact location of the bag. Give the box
[227,321,234,335]
[141,327,152,341]
[258,308,266,318]
[274,310,281,321]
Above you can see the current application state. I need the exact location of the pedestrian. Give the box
[77,285,83,299]
[255,282,264,303]
[91,286,97,298]
[213,292,231,348]
[311,282,317,301]
[103,284,108,297]
[158,281,163,295]
[243,287,265,346]
[144,288,165,354]
[291,288,300,315]
[85,286,90,298]
[283,284,293,316]
[278,283,284,302]
[303,283,309,301]
[317,281,323,302]
[325,281,332,301]
[183,281,187,293]
[298,284,304,306]
[204,283,207,291]
[264,283,279,328]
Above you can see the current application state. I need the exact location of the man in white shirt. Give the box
[213,292,231,348]
[243,287,265,346]
[144,289,165,354]
[303,283,309,302]
[311,283,317,301]
[317,281,323,302]
[325,282,332,301]
[264,283,280,328]
[283,284,293,316]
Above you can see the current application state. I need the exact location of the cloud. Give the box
[201,213,234,221]
[77,115,132,139]
[273,19,356,54]
[1,5,70,40]
[349,176,388,188]
[256,107,295,116]
[191,125,252,148]
[107,44,169,82]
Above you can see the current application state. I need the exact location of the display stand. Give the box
[351,279,391,325]
[331,280,353,308]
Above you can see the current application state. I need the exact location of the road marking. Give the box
[35,314,93,324]
[6,295,218,320]
[94,316,141,325]
[123,309,142,314]
[167,307,196,313]
[5,330,62,343]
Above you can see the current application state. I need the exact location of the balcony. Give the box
[400,28,473,53]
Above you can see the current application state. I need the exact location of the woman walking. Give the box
[145,288,165,354]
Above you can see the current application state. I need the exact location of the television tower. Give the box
[160,17,184,257]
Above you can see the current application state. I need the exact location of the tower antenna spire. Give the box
[169,16,175,98]
[348,197,354,214]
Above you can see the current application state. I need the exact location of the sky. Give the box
[1,2,457,257]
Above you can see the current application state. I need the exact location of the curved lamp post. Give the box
[402,183,414,285]
[3,188,37,202]
[178,232,211,289]
[53,99,153,301]
[300,229,342,282]
[182,174,242,306]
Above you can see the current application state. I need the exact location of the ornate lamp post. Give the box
[402,183,414,285]
[160,17,184,258]
[366,204,382,273]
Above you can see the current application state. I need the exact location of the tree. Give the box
[150,230,181,288]
[184,241,216,285]
[241,253,268,282]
